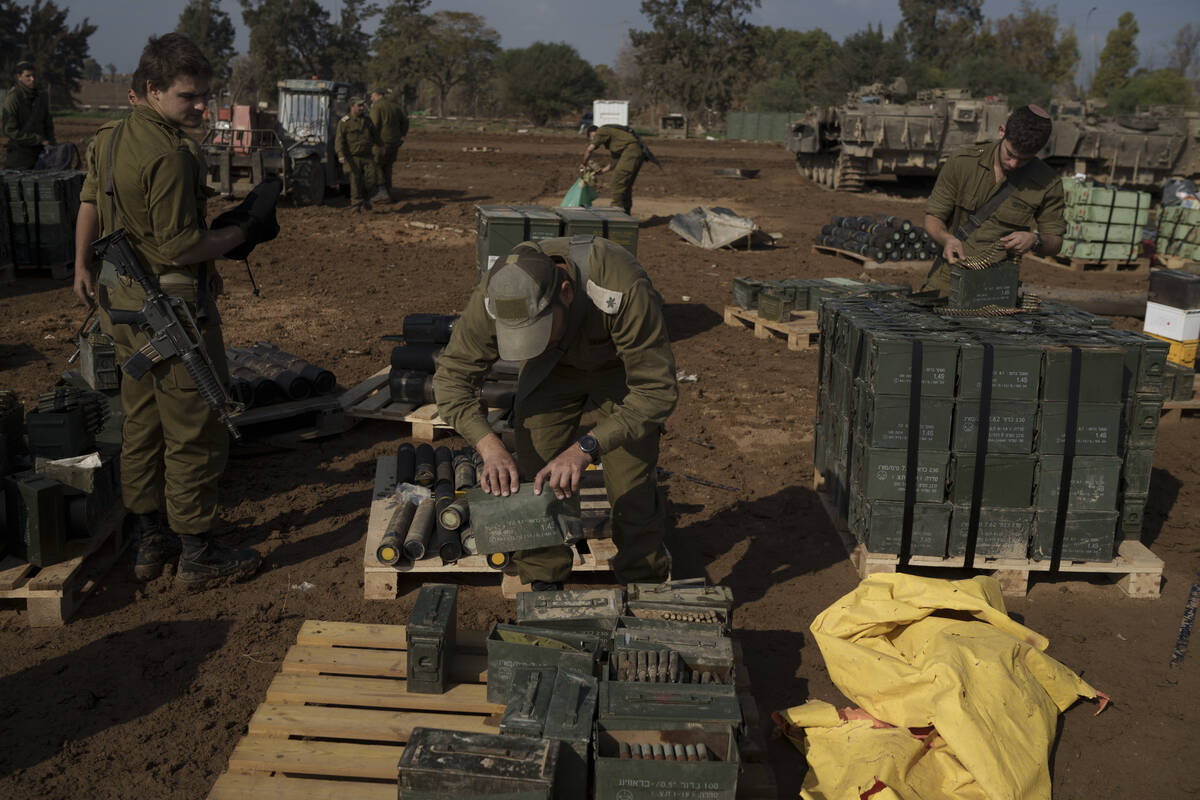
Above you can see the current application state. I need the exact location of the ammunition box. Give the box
[485,624,603,703]
[546,669,599,800]
[466,485,582,554]
[1041,346,1125,403]
[397,728,558,799]
[407,584,457,694]
[1107,331,1168,395]
[1167,363,1195,400]
[957,343,1042,401]
[622,603,730,633]
[1148,269,1200,309]
[1031,510,1118,562]
[25,409,93,460]
[516,589,623,637]
[862,333,958,397]
[755,291,793,322]
[91,389,124,449]
[0,392,25,475]
[4,171,85,267]
[501,667,557,736]
[948,261,1020,309]
[948,506,1035,559]
[1037,403,1123,456]
[79,331,119,391]
[1121,448,1155,495]
[1124,394,1163,449]
[475,205,563,274]
[4,471,67,566]
[1035,456,1122,511]
[612,619,734,673]
[555,207,639,253]
[950,454,1035,507]
[597,681,741,727]
[731,277,764,309]
[952,401,1037,454]
[853,447,949,503]
[593,721,739,800]
[1118,493,1147,540]
[849,498,950,557]
[855,383,954,450]
[626,582,733,611]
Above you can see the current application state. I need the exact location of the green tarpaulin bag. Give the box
[561,177,597,208]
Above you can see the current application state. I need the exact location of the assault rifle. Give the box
[94,228,243,438]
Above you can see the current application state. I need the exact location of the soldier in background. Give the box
[581,124,645,214]
[369,88,408,200]
[434,237,678,591]
[2,61,54,169]
[335,96,382,212]
[921,104,1066,296]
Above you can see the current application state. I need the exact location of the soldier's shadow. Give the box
[663,302,722,343]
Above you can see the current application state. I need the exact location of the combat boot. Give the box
[370,187,389,205]
[132,511,182,581]
[177,534,262,591]
[531,580,564,592]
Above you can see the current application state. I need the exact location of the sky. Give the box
[63,0,1198,87]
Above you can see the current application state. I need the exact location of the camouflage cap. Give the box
[484,246,561,362]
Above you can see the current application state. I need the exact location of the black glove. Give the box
[211,176,282,260]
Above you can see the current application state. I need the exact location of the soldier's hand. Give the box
[942,237,965,264]
[476,433,519,497]
[73,264,96,307]
[534,446,590,500]
[999,230,1038,256]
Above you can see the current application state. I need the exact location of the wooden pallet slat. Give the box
[295,620,489,651]
[265,674,501,714]
[723,305,819,351]
[248,703,496,742]
[281,644,490,683]
[227,737,403,781]
[209,773,394,800]
[1025,251,1150,273]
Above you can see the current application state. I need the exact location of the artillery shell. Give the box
[636,650,647,682]
[414,443,436,487]
[674,744,686,761]
[652,744,664,760]
[685,744,697,762]
[402,497,436,560]
[395,443,416,485]
[618,652,630,681]
[650,650,661,682]
[696,743,709,761]
[640,743,652,760]
[434,446,454,488]
[668,650,679,683]
[701,670,712,684]
[619,741,631,759]
[658,651,668,682]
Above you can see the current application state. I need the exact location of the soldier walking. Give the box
[369,88,408,200]
[581,124,646,214]
[2,61,54,170]
[434,237,678,591]
[336,96,383,212]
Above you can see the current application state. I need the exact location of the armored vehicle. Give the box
[1040,101,1200,190]
[787,86,1010,192]
[202,79,352,205]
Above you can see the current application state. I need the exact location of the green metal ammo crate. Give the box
[1041,345,1125,403]
[1121,448,1155,495]
[406,583,457,694]
[853,447,950,503]
[593,721,739,800]
[957,342,1042,401]
[25,408,93,460]
[952,401,1037,454]
[1124,394,1163,449]
[555,207,639,255]
[848,498,950,557]
[755,291,793,322]
[4,170,85,267]
[475,205,563,275]
[1031,510,1118,562]
[485,624,603,703]
[597,682,741,727]
[3,471,68,567]
[948,506,1035,559]
[948,262,1021,309]
[861,332,958,397]
[855,383,955,450]
[515,588,623,637]
[1118,493,1147,540]
[950,454,1035,507]
[397,728,558,799]
[500,667,598,800]
[612,618,734,673]
[1037,403,1123,456]
[1035,456,1122,511]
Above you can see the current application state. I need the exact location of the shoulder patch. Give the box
[341,115,350,122]
[587,280,623,314]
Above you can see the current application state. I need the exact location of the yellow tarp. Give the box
[779,574,1103,800]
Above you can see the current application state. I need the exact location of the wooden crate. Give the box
[207,620,777,800]
[1025,252,1150,274]
[811,243,933,272]
[341,367,510,442]
[363,456,616,601]
[812,472,1163,598]
[723,305,819,351]
[0,506,128,625]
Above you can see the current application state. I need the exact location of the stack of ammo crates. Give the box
[1059,177,1150,262]
[731,276,909,322]
[1,170,86,271]
[815,214,936,263]
[398,583,744,799]
[1145,269,1200,400]
[475,205,639,275]
[1157,205,1200,262]
[815,294,1166,564]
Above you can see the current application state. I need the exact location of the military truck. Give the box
[787,85,1010,192]
[1041,101,1200,190]
[201,78,353,205]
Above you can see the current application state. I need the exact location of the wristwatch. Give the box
[1032,233,1042,254]
[577,434,601,463]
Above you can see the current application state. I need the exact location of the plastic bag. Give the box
[561,177,597,208]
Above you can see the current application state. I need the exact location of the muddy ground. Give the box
[0,122,1197,799]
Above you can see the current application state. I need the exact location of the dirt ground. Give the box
[1,122,1198,799]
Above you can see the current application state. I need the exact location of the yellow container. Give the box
[1146,332,1199,366]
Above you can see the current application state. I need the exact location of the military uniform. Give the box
[80,105,229,535]
[922,139,1066,294]
[434,236,678,584]
[335,112,380,209]
[2,82,54,169]
[592,125,644,214]
[369,95,409,194]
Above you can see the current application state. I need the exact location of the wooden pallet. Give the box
[206,620,776,800]
[0,506,128,625]
[1161,375,1200,423]
[341,367,510,441]
[811,243,934,272]
[1025,252,1150,273]
[812,473,1163,598]
[723,305,819,351]
[363,455,615,601]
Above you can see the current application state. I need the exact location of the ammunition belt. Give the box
[937,294,1041,318]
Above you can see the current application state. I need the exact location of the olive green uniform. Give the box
[369,96,408,194]
[922,140,1066,295]
[2,82,54,169]
[434,236,678,584]
[80,105,229,535]
[592,125,644,214]
[335,114,380,208]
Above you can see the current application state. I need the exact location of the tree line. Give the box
[2,0,1197,122]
